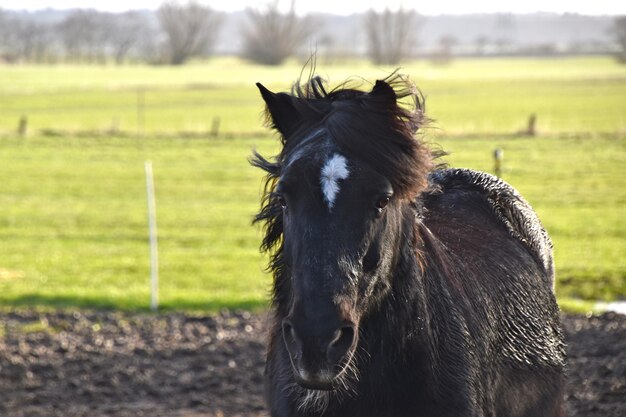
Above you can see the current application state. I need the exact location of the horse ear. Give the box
[256,83,301,137]
[370,80,397,106]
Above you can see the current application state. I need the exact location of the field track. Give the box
[0,310,624,417]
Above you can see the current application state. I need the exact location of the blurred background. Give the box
[0,0,624,313]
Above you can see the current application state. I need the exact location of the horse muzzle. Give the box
[282,318,358,390]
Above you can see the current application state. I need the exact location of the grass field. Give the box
[0,56,624,312]
[1,57,625,136]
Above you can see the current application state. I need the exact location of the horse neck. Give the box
[341,206,439,405]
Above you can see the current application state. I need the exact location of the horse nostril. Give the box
[327,325,356,363]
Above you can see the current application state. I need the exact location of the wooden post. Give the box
[526,113,537,136]
[494,148,504,178]
[145,161,159,312]
[18,115,28,137]
[210,116,221,138]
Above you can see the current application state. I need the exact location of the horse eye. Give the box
[276,195,287,209]
[375,196,390,211]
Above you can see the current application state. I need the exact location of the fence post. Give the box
[18,115,28,137]
[494,148,504,178]
[210,116,221,138]
[526,113,537,136]
[145,161,159,312]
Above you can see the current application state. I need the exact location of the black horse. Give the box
[252,73,565,417]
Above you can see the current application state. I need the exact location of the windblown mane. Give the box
[251,74,436,304]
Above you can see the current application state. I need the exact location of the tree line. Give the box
[0,1,624,65]
[0,1,422,66]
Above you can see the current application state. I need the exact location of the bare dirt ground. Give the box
[0,310,624,417]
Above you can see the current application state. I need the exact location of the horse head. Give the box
[253,75,433,391]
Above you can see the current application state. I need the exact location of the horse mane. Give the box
[251,73,437,304]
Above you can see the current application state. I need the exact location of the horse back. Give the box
[425,168,554,284]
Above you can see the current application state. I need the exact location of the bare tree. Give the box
[493,14,515,55]
[433,35,458,65]
[365,7,417,65]
[474,36,489,56]
[0,9,5,50]
[108,11,152,64]
[0,14,56,63]
[242,1,315,66]
[1,12,18,62]
[0,9,159,64]
[613,16,626,63]
[17,21,53,63]
[157,1,222,65]
[58,10,110,63]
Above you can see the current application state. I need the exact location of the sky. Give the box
[2,0,625,16]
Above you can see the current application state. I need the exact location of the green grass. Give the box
[0,135,275,311]
[0,134,623,312]
[1,57,625,136]
[0,56,624,313]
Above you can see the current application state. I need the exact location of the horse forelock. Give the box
[293,73,435,199]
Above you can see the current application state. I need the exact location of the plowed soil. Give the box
[0,310,624,416]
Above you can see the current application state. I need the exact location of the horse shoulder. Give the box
[423,168,554,285]
[417,168,566,416]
